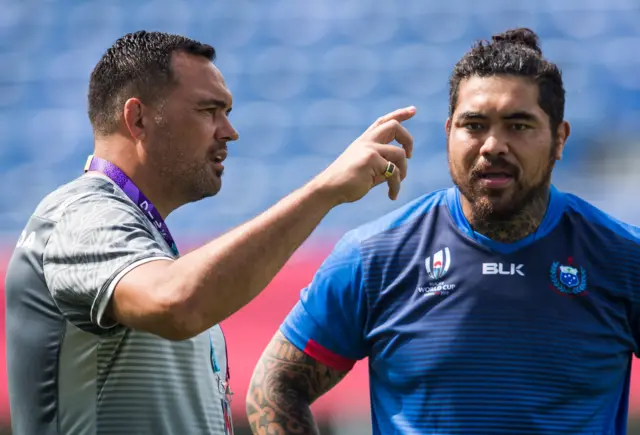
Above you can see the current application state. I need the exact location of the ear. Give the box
[445,117,452,136]
[554,121,571,161]
[123,98,148,141]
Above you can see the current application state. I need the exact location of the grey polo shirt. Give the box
[5,173,232,435]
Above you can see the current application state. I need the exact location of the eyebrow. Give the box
[456,111,539,123]
[197,98,232,112]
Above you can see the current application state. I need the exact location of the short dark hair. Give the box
[449,28,565,134]
[88,30,216,136]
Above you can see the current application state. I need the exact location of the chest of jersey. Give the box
[362,221,636,407]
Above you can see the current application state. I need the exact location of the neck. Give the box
[464,188,551,244]
[91,139,177,219]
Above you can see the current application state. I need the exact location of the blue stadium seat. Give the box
[0,0,638,240]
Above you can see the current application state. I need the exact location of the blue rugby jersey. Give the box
[280,185,640,435]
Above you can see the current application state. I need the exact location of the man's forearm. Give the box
[247,331,333,435]
[164,180,337,334]
[247,389,318,435]
[247,382,318,435]
[109,106,414,340]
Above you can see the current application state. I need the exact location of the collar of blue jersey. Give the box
[446,184,566,254]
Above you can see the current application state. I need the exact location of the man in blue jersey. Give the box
[246,27,640,435]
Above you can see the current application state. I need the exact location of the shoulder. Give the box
[345,189,448,247]
[317,190,448,278]
[35,174,149,229]
[562,191,640,246]
[39,174,171,259]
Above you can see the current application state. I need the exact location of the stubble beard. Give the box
[152,123,220,207]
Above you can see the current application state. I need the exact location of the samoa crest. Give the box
[549,257,587,295]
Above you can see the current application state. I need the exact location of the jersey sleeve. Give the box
[43,191,175,334]
[280,233,367,371]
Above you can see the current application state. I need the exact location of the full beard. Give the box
[449,148,557,244]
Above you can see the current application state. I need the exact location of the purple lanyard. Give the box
[84,155,231,382]
[84,155,179,256]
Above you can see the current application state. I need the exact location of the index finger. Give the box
[366,106,417,133]
[368,119,414,159]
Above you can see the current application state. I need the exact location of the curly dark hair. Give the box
[88,30,216,136]
[448,28,565,135]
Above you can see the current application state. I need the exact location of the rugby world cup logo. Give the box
[425,247,451,281]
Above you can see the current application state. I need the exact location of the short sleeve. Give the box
[280,232,367,371]
[43,191,175,333]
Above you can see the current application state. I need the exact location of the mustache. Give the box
[207,143,228,155]
[213,143,228,151]
[469,157,519,180]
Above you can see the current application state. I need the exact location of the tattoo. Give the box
[471,193,548,243]
[246,331,349,435]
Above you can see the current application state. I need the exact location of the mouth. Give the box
[211,149,227,164]
[478,171,514,180]
[208,149,227,178]
[474,168,516,189]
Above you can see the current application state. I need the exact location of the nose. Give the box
[478,133,508,157]
[217,116,239,143]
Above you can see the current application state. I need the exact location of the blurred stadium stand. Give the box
[1,0,639,433]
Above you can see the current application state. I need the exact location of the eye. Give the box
[464,123,484,131]
[202,108,232,118]
[198,108,217,117]
[511,123,531,131]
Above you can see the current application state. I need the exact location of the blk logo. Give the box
[482,263,525,276]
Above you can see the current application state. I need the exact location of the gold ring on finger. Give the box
[383,161,395,179]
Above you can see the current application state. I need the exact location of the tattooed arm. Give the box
[246,331,350,435]
[247,232,366,433]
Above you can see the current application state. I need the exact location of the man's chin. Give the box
[470,192,522,221]
[203,183,221,199]
[206,171,223,196]
[191,180,222,202]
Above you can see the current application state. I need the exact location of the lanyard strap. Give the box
[84,155,230,382]
[84,155,179,256]
[211,331,231,383]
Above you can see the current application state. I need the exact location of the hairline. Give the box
[90,36,216,136]
[448,73,561,139]
[449,73,544,115]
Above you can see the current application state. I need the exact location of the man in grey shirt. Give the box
[4,31,415,434]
